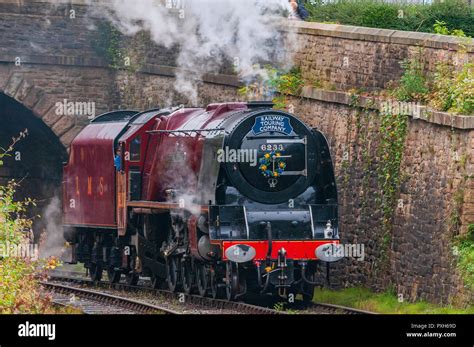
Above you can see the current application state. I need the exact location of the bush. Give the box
[392,57,429,102]
[0,133,59,313]
[430,63,473,115]
[305,0,474,37]
[238,66,304,109]
[455,226,474,292]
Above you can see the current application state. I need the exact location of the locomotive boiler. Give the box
[62,101,340,301]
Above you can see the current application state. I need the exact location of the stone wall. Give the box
[284,21,473,91]
[287,89,473,304]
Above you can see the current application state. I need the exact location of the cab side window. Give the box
[130,135,141,162]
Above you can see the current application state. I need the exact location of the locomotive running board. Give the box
[127,200,209,214]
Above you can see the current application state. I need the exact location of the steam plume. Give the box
[90,0,294,104]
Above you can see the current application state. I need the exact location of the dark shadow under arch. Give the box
[0,92,67,239]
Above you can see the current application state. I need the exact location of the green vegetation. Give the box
[376,111,408,257]
[273,302,297,313]
[306,0,474,37]
[389,51,473,115]
[433,20,467,37]
[392,56,429,102]
[93,22,124,69]
[92,22,146,72]
[313,287,474,314]
[238,66,304,109]
[430,63,474,115]
[0,132,60,313]
[267,67,304,109]
[347,95,408,269]
[454,225,474,292]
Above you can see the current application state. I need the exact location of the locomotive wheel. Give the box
[196,263,208,297]
[181,259,194,295]
[126,273,140,286]
[107,267,121,284]
[166,257,180,292]
[225,262,239,301]
[90,263,103,282]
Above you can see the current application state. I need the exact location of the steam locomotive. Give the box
[63,101,340,301]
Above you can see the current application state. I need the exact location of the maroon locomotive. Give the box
[63,101,340,301]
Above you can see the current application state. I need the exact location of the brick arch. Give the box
[0,86,71,236]
[0,69,85,148]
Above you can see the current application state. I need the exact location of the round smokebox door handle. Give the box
[225,244,256,263]
[315,243,344,262]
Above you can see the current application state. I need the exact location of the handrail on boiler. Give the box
[146,128,225,137]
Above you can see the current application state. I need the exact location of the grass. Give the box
[313,287,474,314]
[60,262,87,273]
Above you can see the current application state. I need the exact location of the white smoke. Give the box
[38,196,65,259]
[89,0,294,104]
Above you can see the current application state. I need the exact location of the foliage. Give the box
[392,57,429,102]
[305,0,474,37]
[430,63,474,115]
[390,54,472,115]
[238,66,304,110]
[93,22,123,69]
[267,66,304,96]
[376,110,408,263]
[433,20,467,37]
[93,22,146,73]
[0,133,59,313]
[272,302,296,313]
[454,226,474,292]
[313,286,474,313]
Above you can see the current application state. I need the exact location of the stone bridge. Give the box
[0,0,473,304]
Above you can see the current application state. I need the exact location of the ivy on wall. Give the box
[92,21,151,109]
[346,95,409,277]
[92,22,123,69]
[377,111,408,265]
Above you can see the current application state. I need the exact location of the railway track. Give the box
[44,271,375,315]
[41,281,181,314]
[43,272,284,314]
[294,301,377,315]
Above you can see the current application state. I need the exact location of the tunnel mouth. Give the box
[0,93,68,241]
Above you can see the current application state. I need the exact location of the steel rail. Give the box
[40,281,181,314]
[45,274,284,315]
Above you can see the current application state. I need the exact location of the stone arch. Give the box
[0,88,68,238]
[0,71,85,148]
